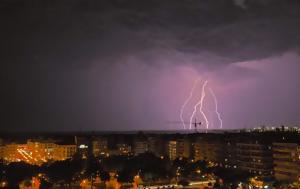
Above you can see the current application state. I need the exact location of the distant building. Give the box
[273,143,300,182]
[92,137,108,157]
[52,144,77,161]
[116,143,132,155]
[75,136,89,159]
[148,136,165,157]
[133,139,148,155]
[168,138,190,160]
[236,142,273,177]
[3,143,32,164]
[194,137,223,164]
[222,141,238,168]
[168,140,177,160]
[2,140,76,164]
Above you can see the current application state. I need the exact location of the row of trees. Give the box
[0,153,259,189]
[0,154,168,188]
[0,153,212,188]
[0,156,104,189]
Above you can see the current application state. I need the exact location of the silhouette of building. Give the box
[148,136,165,157]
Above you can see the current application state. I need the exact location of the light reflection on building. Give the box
[1,140,76,165]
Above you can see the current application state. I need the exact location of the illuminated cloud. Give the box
[0,0,300,131]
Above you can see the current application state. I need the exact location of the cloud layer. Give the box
[1,0,300,131]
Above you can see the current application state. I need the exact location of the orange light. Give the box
[80,179,89,187]
[1,181,7,187]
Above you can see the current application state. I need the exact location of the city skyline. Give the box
[1,0,300,131]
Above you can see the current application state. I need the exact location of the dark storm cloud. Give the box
[1,0,300,67]
[1,0,300,131]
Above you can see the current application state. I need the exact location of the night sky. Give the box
[1,0,300,131]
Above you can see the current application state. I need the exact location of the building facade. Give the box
[53,144,77,161]
[116,143,132,155]
[92,137,108,157]
[168,139,190,160]
[133,139,149,155]
[147,136,166,157]
[2,140,76,164]
[194,137,223,164]
[236,142,273,177]
[273,143,300,182]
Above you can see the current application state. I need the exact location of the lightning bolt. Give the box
[189,80,209,130]
[199,81,209,130]
[180,78,200,130]
[209,88,223,129]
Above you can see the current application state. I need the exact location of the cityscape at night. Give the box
[1,0,300,188]
[0,128,300,188]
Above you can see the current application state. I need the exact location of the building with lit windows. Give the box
[75,136,89,159]
[52,144,77,161]
[133,139,148,155]
[222,141,237,168]
[92,137,108,157]
[116,143,132,155]
[168,138,190,160]
[3,143,28,163]
[168,140,177,160]
[2,140,76,164]
[148,136,165,157]
[273,143,300,181]
[194,137,223,163]
[236,142,273,177]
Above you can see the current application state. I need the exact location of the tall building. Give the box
[148,136,165,157]
[194,137,223,164]
[92,137,108,157]
[168,140,177,160]
[236,142,273,177]
[168,138,190,160]
[222,141,237,168]
[75,136,89,159]
[273,143,300,182]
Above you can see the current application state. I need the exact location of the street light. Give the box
[0,181,7,188]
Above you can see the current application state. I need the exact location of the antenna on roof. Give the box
[193,118,201,133]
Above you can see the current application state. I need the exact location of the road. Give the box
[137,179,216,189]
